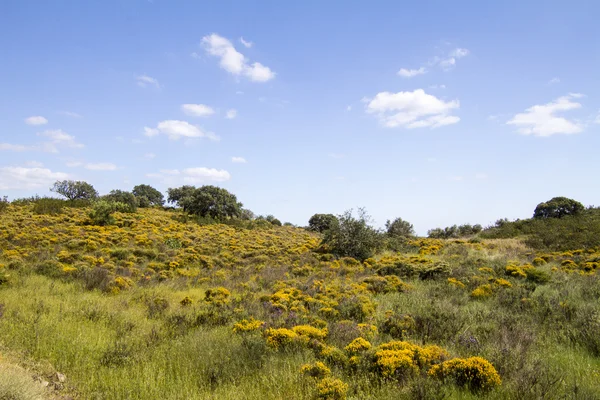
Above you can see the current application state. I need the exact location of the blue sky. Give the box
[1,1,599,234]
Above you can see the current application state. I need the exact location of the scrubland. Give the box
[1,203,599,399]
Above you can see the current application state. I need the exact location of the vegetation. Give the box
[308,214,339,233]
[168,185,242,220]
[132,184,165,207]
[385,217,415,238]
[321,208,383,260]
[50,180,98,202]
[0,189,599,399]
[533,196,584,219]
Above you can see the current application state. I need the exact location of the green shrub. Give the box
[88,200,129,225]
[32,197,65,215]
[321,208,383,260]
[0,196,8,213]
[103,190,137,213]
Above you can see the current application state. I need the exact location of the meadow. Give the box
[1,200,600,399]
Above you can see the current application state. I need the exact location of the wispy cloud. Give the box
[231,156,246,163]
[144,120,219,141]
[181,104,215,117]
[397,67,426,78]
[202,33,275,82]
[25,116,48,126]
[136,75,160,89]
[226,109,237,119]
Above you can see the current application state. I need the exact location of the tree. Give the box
[385,217,415,238]
[51,180,98,201]
[174,185,243,219]
[265,215,282,226]
[167,185,196,209]
[103,190,137,213]
[321,208,383,260]
[308,213,339,233]
[533,197,585,219]
[132,184,164,207]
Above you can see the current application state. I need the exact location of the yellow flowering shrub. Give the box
[315,377,348,400]
[265,328,298,349]
[428,356,501,392]
[232,317,264,333]
[292,325,328,341]
[300,361,331,379]
[471,284,494,299]
[204,287,231,305]
[345,337,371,353]
[447,277,465,288]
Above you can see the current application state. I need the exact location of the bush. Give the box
[32,197,65,215]
[308,214,338,233]
[315,377,348,400]
[103,190,137,213]
[429,357,501,392]
[0,196,8,213]
[321,208,383,260]
[88,200,129,225]
[51,180,98,201]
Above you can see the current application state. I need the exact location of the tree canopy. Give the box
[168,185,243,220]
[132,184,164,207]
[51,180,98,201]
[385,217,415,238]
[308,213,339,233]
[533,197,584,219]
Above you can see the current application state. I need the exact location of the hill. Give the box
[1,203,599,399]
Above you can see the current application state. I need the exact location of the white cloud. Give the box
[475,173,488,180]
[147,167,231,184]
[366,89,460,129]
[84,163,117,171]
[183,167,230,183]
[0,143,31,151]
[59,111,83,118]
[144,153,156,159]
[136,75,160,89]
[433,48,469,71]
[397,67,426,78]
[38,129,84,149]
[145,120,218,141]
[66,161,83,167]
[595,111,600,124]
[25,116,48,126]
[226,109,237,119]
[231,156,246,163]
[240,37,253,48]
[144,127,159,137]
[429,84,446,89]
[181,104,215,117]
[450,48,469,58]
[0,166,68,190]
[24,161,44,167]
[346,105,352,111]
[507,94,585,137]
[548,77,560,85]
[201,33,275,82]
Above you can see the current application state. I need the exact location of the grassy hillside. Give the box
[1,204,600,399]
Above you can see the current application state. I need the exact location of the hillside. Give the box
[1,204,600,399]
